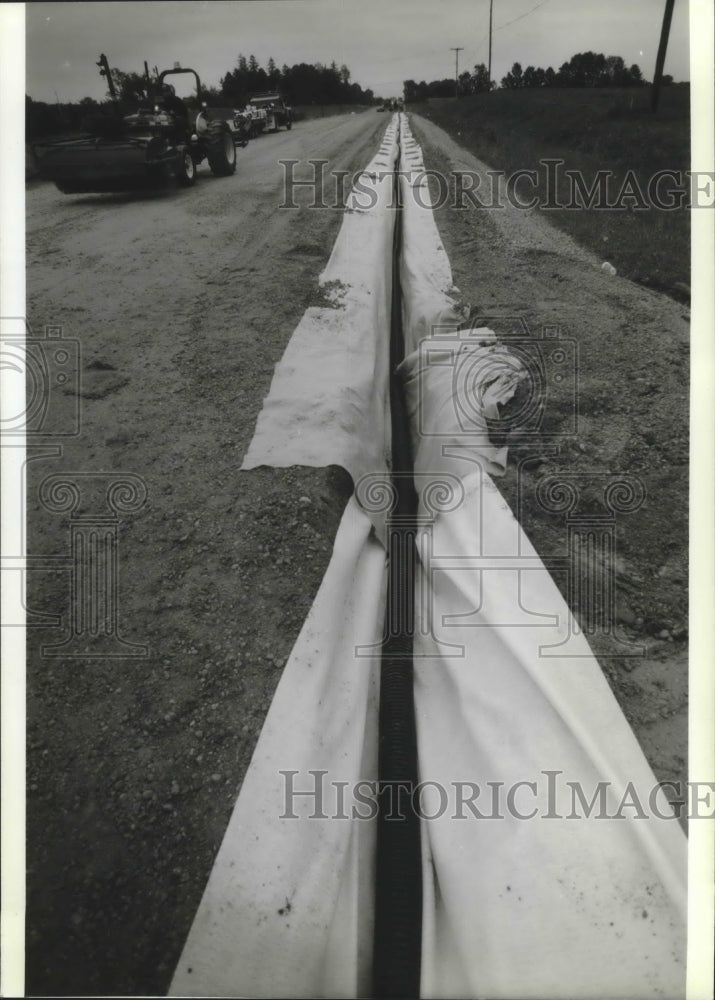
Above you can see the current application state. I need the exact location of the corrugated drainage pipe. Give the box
[372,113,423,1000]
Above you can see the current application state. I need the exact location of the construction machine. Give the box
[36,59,237,194]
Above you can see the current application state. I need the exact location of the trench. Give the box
[372,115,422,999]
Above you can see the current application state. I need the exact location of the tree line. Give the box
[221,54,375,106]
[404,50,662,102]
[104,55,377,107]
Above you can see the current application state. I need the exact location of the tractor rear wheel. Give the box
[206,122,237,177]
[176,148,197,186]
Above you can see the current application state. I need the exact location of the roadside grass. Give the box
[414,86,690,300]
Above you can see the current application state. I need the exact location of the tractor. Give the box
[36,63,237,194]
[246,93,293,134]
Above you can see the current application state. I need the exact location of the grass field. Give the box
[413,85,690,300]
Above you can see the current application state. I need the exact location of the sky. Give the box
[24,0,692,104]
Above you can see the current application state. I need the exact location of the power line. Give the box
[494,0,551,34]
[472,0,551,78]
[369,0,551,89]
[364,0,551,81]
[361,45,460,70]
[450,46,464,97]
[475,0,553,52]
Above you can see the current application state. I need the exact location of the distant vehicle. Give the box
[204,107,252,146]
[246,93,293,133]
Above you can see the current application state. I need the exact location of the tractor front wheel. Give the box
[206,122,237,177]
[176,148,197,186]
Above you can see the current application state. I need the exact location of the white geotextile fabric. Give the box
[398,328,528,481]
[240,120,400,486]
[415,476,686,998]
[170,497,384,997]
[170,115,686,998]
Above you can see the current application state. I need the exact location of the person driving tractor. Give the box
[160,83,189,121]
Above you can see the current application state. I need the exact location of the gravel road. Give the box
[25,109,688,995]
[26,109,385,996]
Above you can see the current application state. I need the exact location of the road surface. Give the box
[25,109,389,996]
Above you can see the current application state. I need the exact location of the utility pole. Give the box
[488,0,494,89]
[651,0,675,112]
[450,46,464,98]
